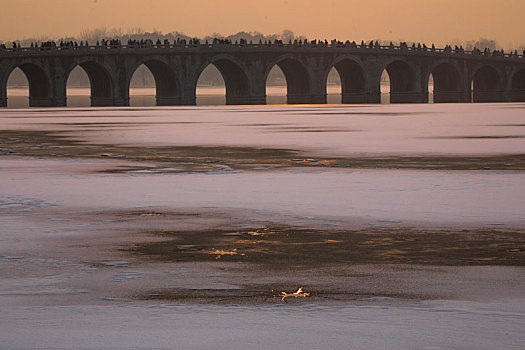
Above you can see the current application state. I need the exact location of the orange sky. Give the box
[2,0,524,48]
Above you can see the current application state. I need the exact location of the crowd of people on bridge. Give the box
[1,38,524,58]
[126,38,201,47]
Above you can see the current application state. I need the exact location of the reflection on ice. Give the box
[205,248,245,260]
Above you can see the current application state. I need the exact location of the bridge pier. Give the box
[507,90,525,102]
[0,83,6,107]
[179,97,196,105]
[433,91,471,103]
[473,90,506,103]
[178,89,197,105]
[51,97,67,107]
[342,92,367,104]
[390,92,427,103]
[226,95,266,105]
[341,92,382,104]
[91,97,130,107]
[248,95,267,105]
[156,96,181,106]
[287,93,309,104]
[91,97,113,107]
[287,93,326,104]
[29,97,55,107]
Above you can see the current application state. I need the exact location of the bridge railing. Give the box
[0,42,523,59]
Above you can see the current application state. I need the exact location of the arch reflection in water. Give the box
[266,65,287,105]
[196,64,226,105]
[5,67,29,108]
[326,67,342,104]
[380,70,391,104]
[66,66,91,107]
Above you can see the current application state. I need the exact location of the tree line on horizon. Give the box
[2,27,518,51]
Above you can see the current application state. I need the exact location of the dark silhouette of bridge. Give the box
[1,40,525,107]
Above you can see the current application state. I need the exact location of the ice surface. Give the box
[1,103,524,349]
[1,301,524,349]
[1,103,525,156]
[0,158,524,226]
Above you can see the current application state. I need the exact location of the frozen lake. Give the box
[1,102,524,156]
[2,301,524,350]
[1,103,524,349]
[1,158,524,226]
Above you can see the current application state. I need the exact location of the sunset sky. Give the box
[2,0,524,48]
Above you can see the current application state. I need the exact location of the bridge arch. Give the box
[472,65,504,102]
[64,60,114,106]
[509,68,525,102]
[382,59,416,103]
[325,57,367,104]
[196,55,251,105]
[427,62,462,103]
[3,62,52,107]
[266,56,312,104]
[128,58,181,106]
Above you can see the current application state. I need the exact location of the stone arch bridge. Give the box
[1,42,525,107]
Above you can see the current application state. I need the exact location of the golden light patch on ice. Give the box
[205,248,246,259]
[362,238,394,245]
[377,249,406,256]
[244,227,276,236]
[277,287,311,302]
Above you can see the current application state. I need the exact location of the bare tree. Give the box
[79,28,109,42]
[473,38,499,51]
